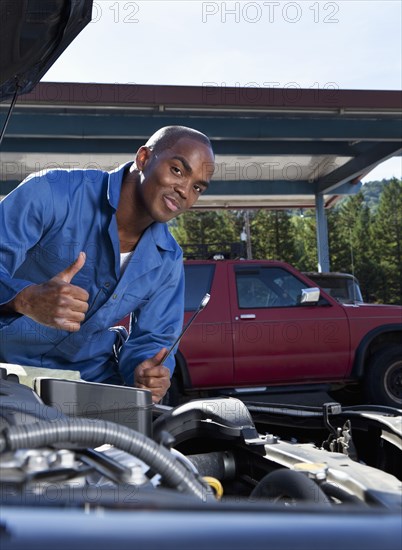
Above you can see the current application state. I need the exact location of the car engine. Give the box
[1,368,401,549]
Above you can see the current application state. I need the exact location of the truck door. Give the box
[229,265,351,385]
[180,262,234,387]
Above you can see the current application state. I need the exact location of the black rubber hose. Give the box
[320,481,367,505]
[0,418,208,499]
[188,451,236,480]
[250,469,331,506]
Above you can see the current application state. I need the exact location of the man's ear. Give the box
[135,146,152,171]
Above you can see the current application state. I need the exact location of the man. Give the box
[0,126,215,402]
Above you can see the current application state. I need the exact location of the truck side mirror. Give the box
[299,287,320,304]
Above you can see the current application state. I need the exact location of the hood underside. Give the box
[0,0,92,102]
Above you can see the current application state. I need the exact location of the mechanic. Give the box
[0,126,215,402]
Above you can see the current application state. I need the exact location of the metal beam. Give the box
[206,180,314,196]
[0,178,366,199]
[16,82,402,113]
[315,194,330,272]
[315,142,402,194]
[321,179,362,195]
[0,137,365,157]
[0,178,316,197]
[0,138,144,154]
[204,180,363,196]
[2,110,401,141]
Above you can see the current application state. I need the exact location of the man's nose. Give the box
[174,179,189,199]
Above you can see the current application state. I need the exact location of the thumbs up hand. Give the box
[9,252,90,332]
[57,251,87,284]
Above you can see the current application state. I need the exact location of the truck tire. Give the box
[364,345,402,408]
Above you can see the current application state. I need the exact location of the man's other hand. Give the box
[134,348,171,403]
[9,252,89,332]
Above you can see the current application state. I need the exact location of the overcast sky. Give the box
[43,0,402,181]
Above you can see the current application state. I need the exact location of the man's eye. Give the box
[172,166,182,176]
[194,184,203,194]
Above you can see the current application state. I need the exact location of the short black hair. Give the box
[145,126,213,156]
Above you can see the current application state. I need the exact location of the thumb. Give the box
[57,251,86,283]
[152,348,168,366]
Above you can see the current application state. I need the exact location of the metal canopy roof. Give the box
[1,83,401,209]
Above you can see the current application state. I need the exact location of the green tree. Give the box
[327,192,380,301]
[170,210,238,258]
[291,210,318,271]
[360,179,390,211]
[250,210,298,263]
[371,178,402,304]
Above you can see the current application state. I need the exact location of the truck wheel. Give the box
[365,345,402,408]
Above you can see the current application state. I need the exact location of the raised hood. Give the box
[0,0,92,102]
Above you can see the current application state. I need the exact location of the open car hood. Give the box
[0,0,92,102]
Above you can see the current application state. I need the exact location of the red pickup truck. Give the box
[170,259,402,407]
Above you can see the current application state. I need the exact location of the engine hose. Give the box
[250,469,331,506]
[0,418,209,500]
[319,481,367,506]
[188,451,236,480]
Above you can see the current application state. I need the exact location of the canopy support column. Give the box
[315,193,330,272]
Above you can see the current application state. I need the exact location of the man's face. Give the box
[136,137,215,223]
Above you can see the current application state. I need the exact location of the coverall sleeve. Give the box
[0,172,54,310]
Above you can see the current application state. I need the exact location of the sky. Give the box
[42,0,402,182]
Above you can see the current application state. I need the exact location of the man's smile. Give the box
[163,194,181,212]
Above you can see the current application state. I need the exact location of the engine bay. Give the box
[1,368,401,549]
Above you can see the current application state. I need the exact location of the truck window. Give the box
[235,267,308,308]
[184,264,215,311]
[307,275,363,303]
